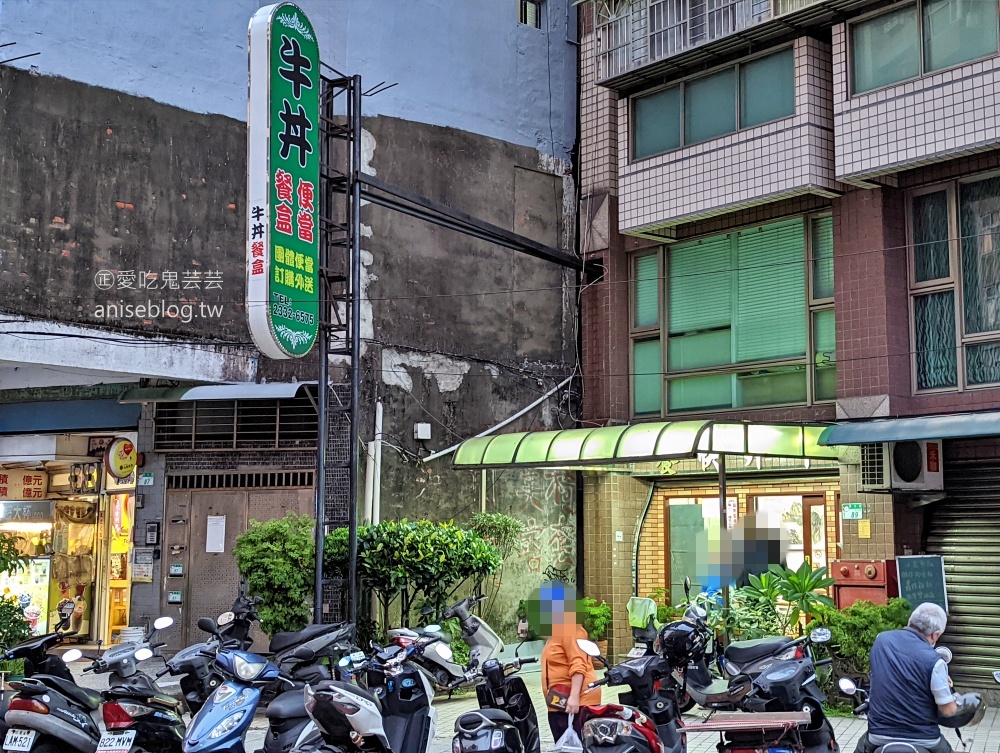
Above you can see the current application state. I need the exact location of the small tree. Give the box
[233,513,315,635]
[0,532,30,653]
[470,513,524,622]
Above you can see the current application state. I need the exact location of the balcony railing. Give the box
[595,0,824,83]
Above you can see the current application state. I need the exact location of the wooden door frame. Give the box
[752,493,827,568]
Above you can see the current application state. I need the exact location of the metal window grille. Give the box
[646,0,771,63]
[153,395,318,452]
[166,471,314,490]
[648,0,688,61]
[597,1,631,79]
[860,444,886,488]
[520,0,543,28]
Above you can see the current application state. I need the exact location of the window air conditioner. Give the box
[859,440,944,492]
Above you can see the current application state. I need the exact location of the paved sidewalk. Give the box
[65,660,998,753]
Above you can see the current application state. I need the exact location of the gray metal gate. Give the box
[926,457,1000,690]
[160,473,314,648]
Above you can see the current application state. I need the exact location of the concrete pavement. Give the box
[63,660,998,753]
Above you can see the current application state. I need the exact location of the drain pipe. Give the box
[632,483,655,597]
[372,401,383,525]
[422,375,574,463]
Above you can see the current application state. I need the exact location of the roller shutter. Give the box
[926,457,1000,690]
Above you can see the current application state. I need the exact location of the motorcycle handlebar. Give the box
[588,677,610,689]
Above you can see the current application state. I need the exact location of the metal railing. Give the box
[595,0,822,82]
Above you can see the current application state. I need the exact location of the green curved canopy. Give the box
[453,420,836,469]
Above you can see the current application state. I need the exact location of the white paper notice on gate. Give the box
[206,515,226,553]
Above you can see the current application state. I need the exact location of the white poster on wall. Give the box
[206,516,226,553]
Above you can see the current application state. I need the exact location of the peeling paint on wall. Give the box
[381,348,471,393]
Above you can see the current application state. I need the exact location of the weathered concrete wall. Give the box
[0,0,578,160]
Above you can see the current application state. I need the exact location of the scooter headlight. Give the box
[583,719,634,745]
[490,730,505,750]
[233,654,267,681]
[209,710,246,739]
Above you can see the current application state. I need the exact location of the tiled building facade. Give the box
[577,0,1000,686]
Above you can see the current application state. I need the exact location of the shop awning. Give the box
[118,382,317,404]
[452,420,837,469]
[819,410,1000,446]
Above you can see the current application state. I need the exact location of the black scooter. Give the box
[0,602,77,740]
[453,655,541,753]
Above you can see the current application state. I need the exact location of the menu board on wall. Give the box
[0,473,48,500]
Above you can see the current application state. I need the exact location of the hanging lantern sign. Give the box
[105,437,138,480]
[246,3,321,359]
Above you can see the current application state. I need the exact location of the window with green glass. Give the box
[630,47,795,159]
[633,339,663,414]
[813,309,837,401]
[811,216,835,299]
[851,6,920,94]
[923,0,999,73]
[912,190,951,282]
[914,291,957,389]
[634,254,660,328]
[633,86,681,159]
[740,47,795,128]
[659,217,829,413]
[685,68,736,144]
[959,175,1000,335]
[851,0,1000,96]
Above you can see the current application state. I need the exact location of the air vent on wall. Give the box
[166,471,314,490]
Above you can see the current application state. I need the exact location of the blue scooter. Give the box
[181,618,318,753]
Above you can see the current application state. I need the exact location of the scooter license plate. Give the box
[95,731,136,753]
[3,729,36,752]
[628,645,646,658]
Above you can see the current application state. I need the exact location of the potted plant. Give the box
[582,597,612,666]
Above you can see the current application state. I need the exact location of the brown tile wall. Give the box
[583,473,652,659]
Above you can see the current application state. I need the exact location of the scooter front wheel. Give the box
[678,692,695,713]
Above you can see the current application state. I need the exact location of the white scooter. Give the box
[387,596,504,691]
[299,630,444,753]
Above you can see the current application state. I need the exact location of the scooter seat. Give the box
[107,684,182,709]
[456,708,514,731]
[266,689,307,720]
[724,637,794,666]
[35,675,102,711]
[874,744,931,753]
[270,623,343,654]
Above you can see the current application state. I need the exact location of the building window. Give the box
[910,173,1000,391]
[631,46,794,160]
[629,215,836,416]
[851,0,999,94]
[519,0,543,28]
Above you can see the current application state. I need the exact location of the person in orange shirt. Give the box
[535,582,602,741]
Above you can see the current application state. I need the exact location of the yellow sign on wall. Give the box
[0,473,48,500]
[105,437,138,480]
[858,519,871,539]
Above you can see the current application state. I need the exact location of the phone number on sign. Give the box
[271,304,315,326]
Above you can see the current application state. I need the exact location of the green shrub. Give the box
[441,617,471,667]
[0,597,32,648]
[517,600,541,641]
[813,598,911,681]
[233,513,315,635]
[582,598,612,641]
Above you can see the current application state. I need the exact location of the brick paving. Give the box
[65,661,999,753]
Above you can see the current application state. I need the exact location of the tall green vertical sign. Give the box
[247,3,320,359]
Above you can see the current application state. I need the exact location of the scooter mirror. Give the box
[425,624,442,633]
[135,648,154,662]
[59,603,75,618]
[576,639,601,657]
[291,645,315,661]
[936,646,953,664]
[338,656,351,668]
[684,576,691,599]
[420,606,435,616]
[217,611,236,627]
[810,627,832,644]
[153,617,174,631]
[993,670,1000,684]
[61,649,83,663]
[838,677,857,695]
[198,617,220,636]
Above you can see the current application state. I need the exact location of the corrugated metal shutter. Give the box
[926,457,1000,689]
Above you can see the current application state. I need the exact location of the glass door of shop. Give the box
[754,495,828,572]
[665,497,737,603]
[94,493,134,645]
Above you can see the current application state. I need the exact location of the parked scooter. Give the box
[3,616,175,753]
[658,581,838,753]
[161,595,262,715]
[301,631,442,753]
[452,655,541,753]
[838,649,989,753]
[180,617,355,753]
[579,638,685,753]
[388,595,504,690]
[0,602,78,741]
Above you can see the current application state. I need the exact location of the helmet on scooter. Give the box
[938,693,985,728]
[658,620,705,667]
